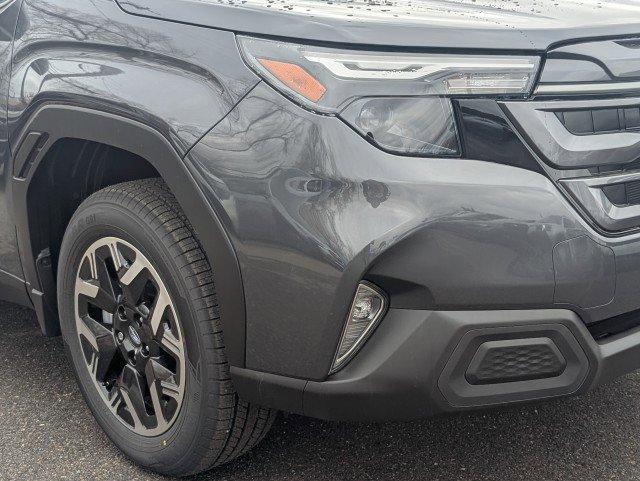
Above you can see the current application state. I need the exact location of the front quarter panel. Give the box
[9,0,259,155]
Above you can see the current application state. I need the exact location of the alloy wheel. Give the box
[74,236,186,437]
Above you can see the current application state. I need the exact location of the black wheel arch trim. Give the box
[10,103,247,367]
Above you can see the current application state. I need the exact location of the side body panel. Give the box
[0,0,25,303]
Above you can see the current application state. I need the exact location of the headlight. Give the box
[238,36,540,157]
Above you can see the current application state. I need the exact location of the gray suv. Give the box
[2,0,640,476]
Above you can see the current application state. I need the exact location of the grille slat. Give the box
[626,180,640,204]
[556,107,640,135]
[601,179,640,207]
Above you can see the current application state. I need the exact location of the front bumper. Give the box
[233,307,640,421]
[188,82,640,376]
[187,79,640,418]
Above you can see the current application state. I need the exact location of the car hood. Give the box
[117,0,640,51]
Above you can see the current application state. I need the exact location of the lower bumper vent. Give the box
[465,338,567,385]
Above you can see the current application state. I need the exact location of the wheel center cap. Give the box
[128,325,142,346]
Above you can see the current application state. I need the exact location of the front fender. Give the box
[9,0,259,156]
[11,104,248,366]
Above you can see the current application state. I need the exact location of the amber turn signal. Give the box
[258,58,327,103]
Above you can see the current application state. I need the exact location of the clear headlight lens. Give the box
[342,97,459,156]
[238,36,540,156]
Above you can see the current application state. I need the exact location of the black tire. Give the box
[57,178,275,477]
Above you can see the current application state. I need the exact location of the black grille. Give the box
[556,107,640,135]
[627,180,640,204]
[602,180,640,206]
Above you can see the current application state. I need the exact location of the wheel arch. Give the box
[11,103,246,367]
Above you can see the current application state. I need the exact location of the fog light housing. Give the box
[331,282,387,374]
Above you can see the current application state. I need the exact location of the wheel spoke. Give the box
[89,351,99,377]
[93,331,118,381]
[160,379,181,401]
[120,389,142,431]
[121,264,152,306]
[94,247,121,306]
[148,288,170,335]
[77,316,118,379]
[118,365,152,430]
[87,250,98,278]
[77,278,118,313]
[160,328,182,359]
[76,316,97,351]
[76,314,103,352]
[108,389,123,411]
[145,360,176,430]
[107,240,124,270]
[120,258,145,286]
[76,278,100,299]
[78,247,120,312]
[90,286,118,313]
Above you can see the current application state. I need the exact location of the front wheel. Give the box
[57,178,275,476]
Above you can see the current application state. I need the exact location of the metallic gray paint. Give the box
[547,37,640,80]
[552,236,615,309]
[9,0,259,155]
[0,0,23,279]
[117,0,640,51]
